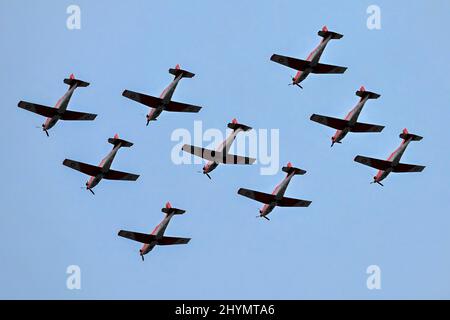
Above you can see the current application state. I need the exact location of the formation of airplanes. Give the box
[17,26,425,259]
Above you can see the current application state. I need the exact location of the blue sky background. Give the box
[1,0,449,299]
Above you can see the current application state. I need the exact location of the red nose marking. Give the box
[359,86,365,91]
[232,118,238,124]
[287,162,292,168]
[70,73,75,79]
[403,128,408,134]
[322,25,328,32]
[114,133,119,139]
[175,64,180,70]
[166,202,172,209]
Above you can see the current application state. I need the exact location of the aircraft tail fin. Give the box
[161,202,186,215]
[63,74,90,88]
[282,162,307,175]
[317,26,343,39]
[227,118,252,131]
[355,86,380,99]
[169,64,195,78]
[107,134,133,147]
[399,128,423,141]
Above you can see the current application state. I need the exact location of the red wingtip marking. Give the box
[360,86,365,92]
[70,73,75,79]
[114,133,119,139]
[232,118,238,124]
[175,64,180,70]
[166,202,172,209]
[322,26,328,32]
[403,128,408,134]
[287,162,292,168]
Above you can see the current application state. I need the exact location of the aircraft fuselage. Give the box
[259,172,295,217]
[140,212,175,255]
[86,143,122,190]
[43,84,78,131]
[332,95,370,144]
[374,138,412,183]
[147,74,183,121]
[293,36,332,85]
[203,127,244,175]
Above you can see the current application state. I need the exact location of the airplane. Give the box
[181,118,256,179]
[354,128,425,186]
[18,74,97,136]
[118,202,191,261]
[310,86,384,147]
[62,134,139,194]
[122,64,202,125]
[270,26,347,88]
[237,162,312,220]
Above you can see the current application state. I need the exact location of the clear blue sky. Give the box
[1,0,449,299]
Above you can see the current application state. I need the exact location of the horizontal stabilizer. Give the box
[182,144,255,164]
[318,27,343,39]
[63,159,102,176]
[63,76,89,88]
[354,155,392,170]
[169,66,195,78]
[310,114,349,130]
[399,129,423,141]
[18,101,58,118]
[227,120,252,132]
[282,163,306,175]
[161,205,186,215]
[350,122,384,133]
[103,169,139,181]
[108,134,133,147]
[356,88,380,99]
[392,163,425,173]
[311,62,347,74]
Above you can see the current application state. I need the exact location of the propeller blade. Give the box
[141,254,144,261]
[205,173,212,180]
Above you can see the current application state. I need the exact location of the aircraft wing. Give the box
[122,90,162,108]
[310,114,349,130]
[157,236,191,245]
[393,163,426,173]
[270,54,310,71]
[350,122,385,133]
[237,188,276,204]
[311,62,347,74]
[118,230,156,244]
[277,196,312,207]
[103,169,140,181]
[18,101,59,118]
[354,155,392,170]
[60,110,97,121]
[62,159,102,176]
[164,101,202,113]
[182,144,255,164]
